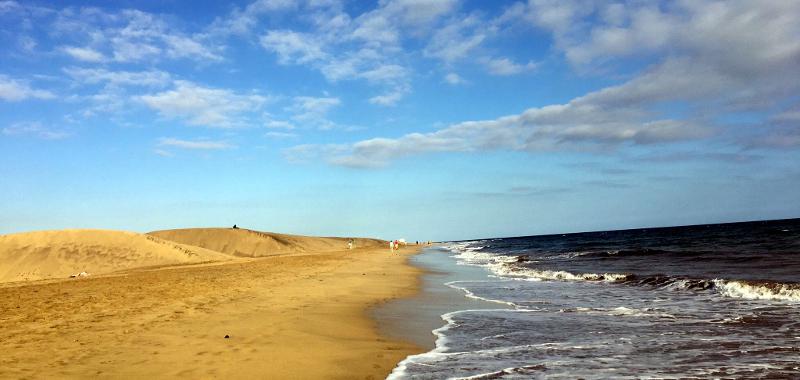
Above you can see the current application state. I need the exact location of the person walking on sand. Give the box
[389,240,394,253]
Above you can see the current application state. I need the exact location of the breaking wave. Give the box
[443,242,800,303]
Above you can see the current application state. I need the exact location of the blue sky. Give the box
[1,0,799,241]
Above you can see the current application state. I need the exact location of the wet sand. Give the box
[1,245,423,379]
[373,247,507,350]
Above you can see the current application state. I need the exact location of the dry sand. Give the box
[0,230,234,283]
[0,228,423,379]
[148,228,385,257]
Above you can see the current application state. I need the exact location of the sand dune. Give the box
[0,228,387,284]
[148,227,385,257]
[0,229,233,283]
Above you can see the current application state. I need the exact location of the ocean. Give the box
[388,219,800,379]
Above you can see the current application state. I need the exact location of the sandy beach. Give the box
[0,228,423,379]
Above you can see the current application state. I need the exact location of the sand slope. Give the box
[0,230,233,283]
[148,227,385,257]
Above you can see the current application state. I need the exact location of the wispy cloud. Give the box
[50,8,222,64]
[423,14,488,63]
[260,30,327,64]
[2,121,69,139]
[0,75,55,101]
[61,46,105,62]
[444,72,467,85]
[368,86,409,107]
[139,81,269,128]
[63,67,171,87]
[157,137,234,150]
[484,57,537,76]
[287,96,341,128]
[286,79,715,168]
[447,185,574,200]
[265,131,297,139]
[284,0,800,167]
[248,0,458,106]
[208,0,296,37]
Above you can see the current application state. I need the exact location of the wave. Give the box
[715,279,800,302]
[445,281,519,307]
[450,364,547,380]
[570,248,677,258]
[544,249,768,264]
[520,267,800,303]
[386,309,532,380]
[558,306,678,319]
[445,243,800,303]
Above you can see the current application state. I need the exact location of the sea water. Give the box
[389,219,800,379]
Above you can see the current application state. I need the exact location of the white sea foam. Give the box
[445,240,800,305]
[445,281,519,307]
[714,279,800,302]
[445,242,632,284]
[493,266,630,283]
[449,364,547,380]
[559,306,676,319]
[387,309,542,380]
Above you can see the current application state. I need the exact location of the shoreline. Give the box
[1,244,425,379]
[374,246,507,355]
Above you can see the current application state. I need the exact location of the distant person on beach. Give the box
[232,224,238,229]
[389,240,394,253]
[347,239,354,250]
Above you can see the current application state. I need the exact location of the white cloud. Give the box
[252,2,424,106]
[260,30,327,64]
[209,0,296,36]
[162,35,221,61]
[359,64,408,83]
[382,0,459,28]
[350,0,459,44]
[62,46,105,62]
[496,0,800,148]
[51,7,221,64]
[444,72,466,85]
[0,1,21,14]
[484,57,537,76]
[265,120,296,129]
[368,86,409,106]
[139,81,269,128]
[286,71,718,168]
[265,131,297,139]
[259,30,410,107]
[63,67,171,87]
[423,15,487,62]
[157,137,234,150]
[0,75,55,101]
[2,121,69,139]
[108,38,160,62]
[153,149,174,157]
[351,12,399,45]
[289,96,341,121]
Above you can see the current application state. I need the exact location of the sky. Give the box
[1,0,799,241]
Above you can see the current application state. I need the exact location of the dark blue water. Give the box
[390,219,800,379]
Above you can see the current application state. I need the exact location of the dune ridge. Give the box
[0,228,387,284]
[147,227,385,257]
[0,229,236,283]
